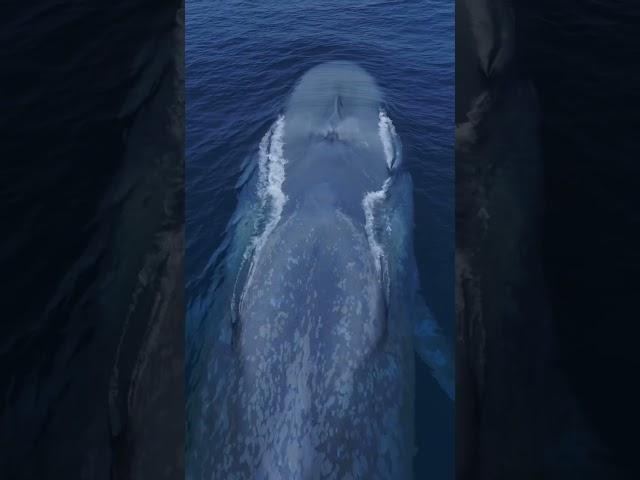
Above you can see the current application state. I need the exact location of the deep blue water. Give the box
[186,0,454,476]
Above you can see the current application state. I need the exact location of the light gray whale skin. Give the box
[187,61,452,480]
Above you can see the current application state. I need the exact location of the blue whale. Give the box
[187,61,453,480]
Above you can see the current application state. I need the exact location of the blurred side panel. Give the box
[0,1,185,479]
[456,1,549,477]
[457,0,640,479]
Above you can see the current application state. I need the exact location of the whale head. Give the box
[282,61,393,219]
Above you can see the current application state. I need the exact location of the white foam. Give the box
[239,115,288,303]
[229,123,278,319]
[362,110,401,294]
[362,177,391,275]
[256,114,287,253]
[255,122,274,205]
[378,110,399,170]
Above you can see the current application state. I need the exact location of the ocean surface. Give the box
[185,0,454,476]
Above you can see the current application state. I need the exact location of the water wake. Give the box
[363,177,392,275]
[236,115,288,307]
[363,110,400,280]
[256,114,287,250]
[378,109,400,170]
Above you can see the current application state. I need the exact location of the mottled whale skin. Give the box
[187,61,452,480]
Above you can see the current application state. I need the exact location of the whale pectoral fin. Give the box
[413,295,455,400]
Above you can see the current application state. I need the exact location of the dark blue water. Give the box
[186,0,453,476]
